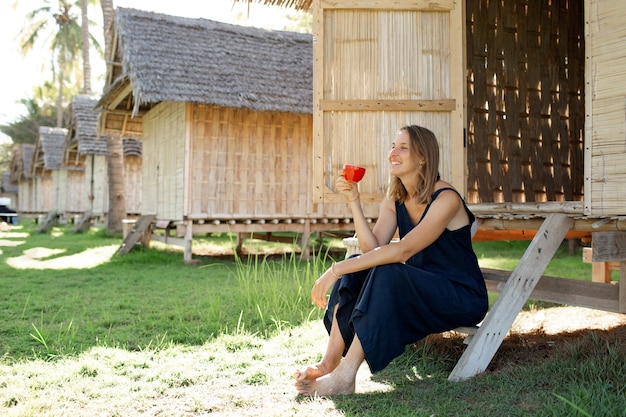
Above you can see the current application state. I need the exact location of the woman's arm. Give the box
[336,176,397,252]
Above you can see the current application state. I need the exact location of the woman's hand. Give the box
[311,267,339,309]
[335,174,359,203]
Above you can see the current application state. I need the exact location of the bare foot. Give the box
[295,366,356,396]
[294,364,325,383]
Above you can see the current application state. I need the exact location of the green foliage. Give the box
[0,97,59,144]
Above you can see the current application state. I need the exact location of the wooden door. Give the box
[312,0,466,216]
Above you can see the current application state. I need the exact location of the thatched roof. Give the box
[104,7,312,115]
[10,144,35,181]
[234,0,311,11]
[33,127,67,175]
[1,171,18,194]
[66,95,108,156]
[123,138,142,157]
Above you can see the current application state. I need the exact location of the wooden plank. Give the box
[448,213,573,382]
[319,99,456,112]
[320,0,455,10]
[592,231,626,261]
[621,262,626,314]
[529,274,620,312]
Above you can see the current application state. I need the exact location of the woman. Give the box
[294,125,488,396]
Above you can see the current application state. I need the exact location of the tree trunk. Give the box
[106,134,126,233]
[80,0,91,93]
[101,0,125,233]
[56,67,64,127]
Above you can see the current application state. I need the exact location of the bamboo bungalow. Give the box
[239,0,626,381]
[9,144,34,215]
[64,94,143,225]
[31,127,67,219]
[65,95,109,222]
[99,8,353,260]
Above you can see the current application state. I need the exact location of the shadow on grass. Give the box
[306,325,626,417]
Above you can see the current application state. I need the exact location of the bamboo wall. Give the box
[52,170,66,214]
[188,104,315,219]
[142,101,186,220]
[124,155,142,215]
[65,170,85,214]
[33,176,52,213]
[585,0,626,216]
[465,0,585,204]
[17,180,34,213]
[84,154,109,216]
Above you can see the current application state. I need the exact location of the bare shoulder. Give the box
[433,183,469,229]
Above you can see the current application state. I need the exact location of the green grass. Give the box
[0,222,330,360]
[0,222,624,416]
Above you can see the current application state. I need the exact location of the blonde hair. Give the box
[386,125,440,204]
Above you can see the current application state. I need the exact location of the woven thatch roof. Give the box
[234,0,311,11]
[66,95,108,156]
[10,144,35,181]
[123,138,142,157]
[104,7,312,115]
[2,171,18,194]
[33,127,68,174]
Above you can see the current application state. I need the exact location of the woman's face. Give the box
[388,130,418,178]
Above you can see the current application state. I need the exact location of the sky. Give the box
[0,0,303,144]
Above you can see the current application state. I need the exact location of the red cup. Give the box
[343,164,366,182]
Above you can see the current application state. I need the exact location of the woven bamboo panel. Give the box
[189,104,314,219]
[586,0,626,216]
[64,170,84,213]
[314,5,463,209]
[17,180,33,212]
[466,0,585,204]
[53,170,67,214]
[143,102,187,220]
[124,155,142,215]
[85,155,109,216]
[34,177,53,213]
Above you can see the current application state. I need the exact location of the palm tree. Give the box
[99,0,125,233]
[19,0,101,127]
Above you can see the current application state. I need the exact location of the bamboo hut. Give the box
[65,94,108,221]
[31,127,67,219]
[65,95,143,225]
[238,0,626,381]
[99,7,353,260]
[9,144,35,215]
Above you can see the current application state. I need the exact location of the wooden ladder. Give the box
[117,215,155,255]
[448,213,573,381]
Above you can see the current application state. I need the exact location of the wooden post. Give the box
[617,261,626,313]
[448,213,573,381]
[184,220,193,263]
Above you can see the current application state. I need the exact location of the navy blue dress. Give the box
[324,188,488,373]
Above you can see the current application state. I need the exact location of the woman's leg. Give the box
[296,334,365,396]
[294,304,345,386]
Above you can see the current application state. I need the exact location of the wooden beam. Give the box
[592,231,626,261]
[448,213,573,382]
[320,0,455,11]
[319,99,456,112]
[469,201,583,215]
